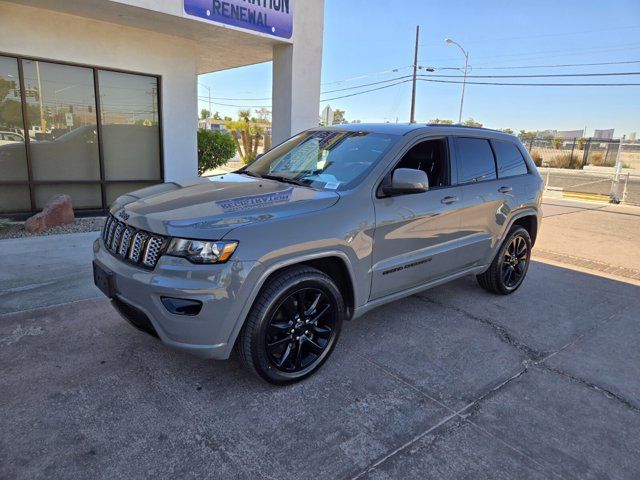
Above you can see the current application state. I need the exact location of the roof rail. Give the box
[425,123,504,133]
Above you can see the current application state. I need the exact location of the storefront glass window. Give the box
[0,55,163,216]
[22,60,100,182]
[0,55,30,211]
[99,70,161,181]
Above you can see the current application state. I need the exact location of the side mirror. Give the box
[382,168,429,196]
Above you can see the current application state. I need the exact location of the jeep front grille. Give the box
[102,214,167,269]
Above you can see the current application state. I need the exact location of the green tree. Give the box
[430,118,454,124]
[552,136,563,149]
[200,108,211,120]
[462,117,482,127]
[518,130,537,142]
[226,119,265,163]
[0,78,12,102]
[577,137,586,150]
[223,115,232,122]
[238,109,251,122]
[255,107,272,122]
[212,111,222,120]
[332,109,347,124]
[502,128,514,134]
[197,129,236,175]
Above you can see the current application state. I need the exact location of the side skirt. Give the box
[352,265,487,319]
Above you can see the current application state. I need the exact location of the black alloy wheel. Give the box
[476,226,532,295]
[265,287,337,373]
[236,265,344,385]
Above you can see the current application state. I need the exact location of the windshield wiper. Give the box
[240,170,263,179]
[260,174,310,187]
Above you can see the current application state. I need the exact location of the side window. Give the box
[455,137,497,184]
[492,140,529,178]
[394,138,449,188]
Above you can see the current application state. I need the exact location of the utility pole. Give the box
[409,25,420,123]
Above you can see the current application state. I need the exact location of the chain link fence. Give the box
[521,137,640,205]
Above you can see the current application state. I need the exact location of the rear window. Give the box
[455,137,497,184]
[493,140,529,178]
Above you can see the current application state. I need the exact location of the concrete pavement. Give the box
[1,198,640,479]
[1,262,638,479]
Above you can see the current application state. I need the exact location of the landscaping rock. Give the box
[24,194,75,233]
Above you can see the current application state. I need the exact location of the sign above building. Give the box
[184,0,293,39]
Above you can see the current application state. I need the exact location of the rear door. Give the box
[370,136,465,300]
[453,136,503,269]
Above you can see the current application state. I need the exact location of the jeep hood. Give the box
[110,173,339,239]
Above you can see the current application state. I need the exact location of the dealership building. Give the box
[0,0,324,216]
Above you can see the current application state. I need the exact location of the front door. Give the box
[370,137,465,300]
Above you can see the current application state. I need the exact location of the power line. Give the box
[320,65,412,86]
[198,75,413,104]
[418,78,640,87]
[418,71,640,79]
[424,60,640,71]
[321,79,413,102]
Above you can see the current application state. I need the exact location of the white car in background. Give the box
[0,131,24,146]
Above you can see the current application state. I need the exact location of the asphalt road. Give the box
[1,199,640,479]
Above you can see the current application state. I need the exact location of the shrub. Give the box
[548,152,583,169]
[0,218,9,229]
[588,152,615,167]
[197,129,237,175]
[552,137,563,149]
[530,149,543,167]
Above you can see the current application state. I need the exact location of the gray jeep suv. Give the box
[93,123,543,384]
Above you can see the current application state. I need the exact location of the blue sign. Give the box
[184,0,293,39]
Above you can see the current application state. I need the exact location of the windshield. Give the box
[242,130,398,190]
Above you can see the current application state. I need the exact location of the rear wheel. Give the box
[236,266,344,385]
[477,226,532,295]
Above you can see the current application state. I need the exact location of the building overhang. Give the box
[5,0,290,73]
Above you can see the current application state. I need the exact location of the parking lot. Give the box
[1,199,639,479]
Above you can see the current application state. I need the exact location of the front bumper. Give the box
[93,237,261,359]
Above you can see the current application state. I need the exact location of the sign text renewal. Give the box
[184,0,293,39]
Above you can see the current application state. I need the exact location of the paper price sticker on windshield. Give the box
[324,182,340,190]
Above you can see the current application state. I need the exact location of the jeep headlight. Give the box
[166,239,238,264]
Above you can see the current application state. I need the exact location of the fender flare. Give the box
[499,207,541,246]
[222,250,357,358]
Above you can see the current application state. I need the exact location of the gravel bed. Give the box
[0,217,105,240]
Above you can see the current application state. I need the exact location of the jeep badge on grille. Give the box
[117,209,130,221]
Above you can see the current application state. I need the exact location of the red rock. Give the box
[25,194,75,234]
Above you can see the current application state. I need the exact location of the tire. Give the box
[476,226,532,295]
[236,265,344,385]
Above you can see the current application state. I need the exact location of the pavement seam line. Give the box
[414,295,547,361]
[355,357,566,479]
[535,363,640,414]
[0,296,104,319]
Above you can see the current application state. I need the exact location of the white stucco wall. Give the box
[0,1,199,181]
[272,0,325,144]
[1,0,325,180]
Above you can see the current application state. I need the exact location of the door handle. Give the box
[498,186,512,194]
[441,196,459,205]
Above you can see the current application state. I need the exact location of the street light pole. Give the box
[445,38,469,124]
[410,25,420,123]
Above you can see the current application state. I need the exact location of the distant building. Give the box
[629,132,637,141]
[198,118,229,133]
[593,129,615,140]
[557,129,584,140]
[536,129,556,138]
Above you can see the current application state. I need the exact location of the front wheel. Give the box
[477,226,532,295]
[236,265,344,385]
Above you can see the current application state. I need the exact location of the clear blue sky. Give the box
[199,0,640,136]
